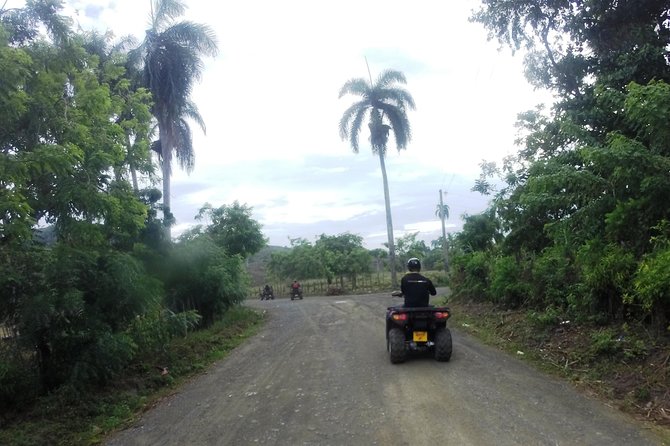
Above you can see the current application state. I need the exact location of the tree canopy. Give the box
[453,1,670,328]
[0,1,251,410]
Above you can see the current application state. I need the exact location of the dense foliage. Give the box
[268,233,372,286]
[451,1,670,330]
[0,1,258,414]
[266,231,448,289]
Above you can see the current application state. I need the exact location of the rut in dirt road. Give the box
[106,292,664,446]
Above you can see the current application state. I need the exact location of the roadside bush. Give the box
[163,236,248,326]
[128,309,201,355]
[0,353,37,411]
[527,306,563,329]
[530,246,575,309]
[489,255,531,308]
[629,244,670,330]
[16,246,164,392]
[424,270,449,287]
[575,241,636,321]
[449,251,490,301]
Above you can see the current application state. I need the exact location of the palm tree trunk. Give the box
[127,132,139,192]
[378,150,397,287]
[160,125,172,240]
[439,191,449,272]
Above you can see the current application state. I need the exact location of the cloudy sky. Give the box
[11,0,554,248]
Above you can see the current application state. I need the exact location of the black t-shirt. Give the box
[400,272,437,307]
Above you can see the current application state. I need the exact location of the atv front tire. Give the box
[388,328,407,364]
[434,327,452,361]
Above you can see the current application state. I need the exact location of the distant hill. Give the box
[246,245,289,286]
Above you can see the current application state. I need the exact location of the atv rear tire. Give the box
[434,328,452,361]
[388,328,407,364]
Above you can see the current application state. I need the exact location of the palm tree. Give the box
[130,0,217,237]
[435,200,450,271]
[338,69,415,287]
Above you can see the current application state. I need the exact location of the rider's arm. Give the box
[428,279,437,296]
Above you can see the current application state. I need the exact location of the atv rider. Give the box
[291,280,302,297]
[400,258,436,307]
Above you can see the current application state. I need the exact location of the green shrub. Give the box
[530,245,575,309]
[527,306,562,329]
[575,241,636,320]
[450,251,490,301]
[489,255,530,308]
[589,328,621,356]
[424,270,449,287]
[630,244,670,329]
[163,236,249,326]
[128,309,201,355]
[0,354,37,410]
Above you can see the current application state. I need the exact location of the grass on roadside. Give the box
[438,295,670,441]
[0,306,265,446]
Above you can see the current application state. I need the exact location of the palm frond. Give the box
[348,108,367,153]
[174,118,194,172]
[376,86,416,110]
[112,34,139,54]
[375,69,406,89]
[338,78,370,99]
[182,99,206,134]
[151,0,186,30]
[339,101,364,138]
[377,102,411,150]
[146,39,200,114]
[159,21,218,57]
[435,204,450,219]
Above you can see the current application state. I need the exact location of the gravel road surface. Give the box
[106,290,664,445]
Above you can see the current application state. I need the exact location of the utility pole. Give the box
[438,189,449,272]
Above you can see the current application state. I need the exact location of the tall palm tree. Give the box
[338,69,415,287]
[130,0,217,237]
[435,201,450,271]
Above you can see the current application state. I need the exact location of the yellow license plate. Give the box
[413,331,428,342]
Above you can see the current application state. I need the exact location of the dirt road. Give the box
[106,291,664,445]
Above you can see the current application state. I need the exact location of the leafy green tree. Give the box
[0,2,180,399]
[78,30,155,192]
[462,1,670,325]
[130,0,218,236]
[339,69,416,287]
[194,201,267,258]
[163,236,247,326]
[267,238,324,281]
[314,233,371,287]
[395,232,429,271]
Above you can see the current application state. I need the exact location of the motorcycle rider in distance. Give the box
[400,258,436,307]
[291,279,302,297]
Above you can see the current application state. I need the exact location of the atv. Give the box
[386,291,452,364]
[290,288,303,300]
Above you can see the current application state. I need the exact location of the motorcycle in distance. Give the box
[386,291,452,364]
[290,286,303,300]
[259,286,275,301]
